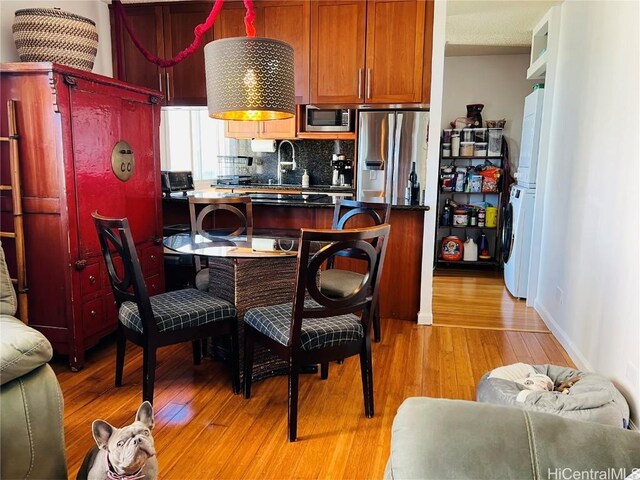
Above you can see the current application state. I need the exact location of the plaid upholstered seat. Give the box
[120,288,236,334]
[244,300,363,351]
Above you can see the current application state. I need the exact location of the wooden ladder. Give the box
[0,100,28,323]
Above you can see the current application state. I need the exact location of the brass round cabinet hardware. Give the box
[111,140,135,181]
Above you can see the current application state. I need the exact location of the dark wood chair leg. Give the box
[243,330,255,399]
[320,362,329,379]
[142,346,157,404]
[288,355,300,442]
[192,339,202,365]
[115,324,126,387]
[230,321,240,394]
[359,337,374,418]
[373,303,381,343]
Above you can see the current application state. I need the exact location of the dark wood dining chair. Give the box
[92,211,240,403]
[188,196,253,291]
[320,199,391,342]
[243,223,391,441]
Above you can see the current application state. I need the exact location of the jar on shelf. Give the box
[474,142,488,156]
[460,142,474,156]
[453,208,468,226]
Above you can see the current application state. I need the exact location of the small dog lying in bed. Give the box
[76,402,158,480]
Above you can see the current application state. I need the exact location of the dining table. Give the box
[163,228,315,382]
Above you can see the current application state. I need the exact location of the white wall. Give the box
[442,54,536,170]
[1,0,113,77]
[534,0,640,425]
[418,0,448,325]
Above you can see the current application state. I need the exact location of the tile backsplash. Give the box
[237,139,355,187]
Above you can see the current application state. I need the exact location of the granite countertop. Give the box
[163,191,430,211]
[213,183,354,194]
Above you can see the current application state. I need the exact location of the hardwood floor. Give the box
[55,274,573,479]
[433,269,550,332]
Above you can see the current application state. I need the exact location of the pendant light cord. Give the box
[112,0,257,68]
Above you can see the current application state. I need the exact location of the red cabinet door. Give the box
[69,77,161,260]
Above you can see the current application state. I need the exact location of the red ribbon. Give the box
[113,0,257,68]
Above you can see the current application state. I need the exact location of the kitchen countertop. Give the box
[212,183,354,194]
[164,190,430,211]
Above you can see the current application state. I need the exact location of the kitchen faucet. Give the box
[277,139,296,185]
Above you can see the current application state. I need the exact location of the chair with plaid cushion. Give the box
[243,223,390,441]
[188,196,253,291]
[320,199,390,342]
[92,212,240,403]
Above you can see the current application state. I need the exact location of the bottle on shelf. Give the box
[439,198,452,226]
[477,233,491,260]
[469,208,478,226]
[408,162,420,205]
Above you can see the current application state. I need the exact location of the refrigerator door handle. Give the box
[392,113,404,203]
[385,113,396,201]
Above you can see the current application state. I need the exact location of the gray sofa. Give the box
[385,397,640,480]
[0,245,67,479]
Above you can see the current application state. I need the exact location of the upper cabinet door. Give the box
[364,0,426,104]
[262,1,310,104]
[163,3,215,106]
[214,2,264,39]
[310,0,366,104]
[111,5,164,93]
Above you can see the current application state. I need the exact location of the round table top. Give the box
[163,228,300,259]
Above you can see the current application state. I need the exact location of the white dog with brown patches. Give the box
[76,402,158,480]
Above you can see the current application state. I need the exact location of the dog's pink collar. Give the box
[106,453,146,480]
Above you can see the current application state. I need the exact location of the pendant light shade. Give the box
[204,37,295,121]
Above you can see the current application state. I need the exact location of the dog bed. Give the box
[476,363,630,428]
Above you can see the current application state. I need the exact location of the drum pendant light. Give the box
[204,37,295,121]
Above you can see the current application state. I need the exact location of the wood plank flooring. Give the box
[433,269,550,331]
[54,274,572,480]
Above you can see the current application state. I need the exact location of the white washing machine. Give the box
[503,185,536,298]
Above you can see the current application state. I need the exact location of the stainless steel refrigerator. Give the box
[356,110,429,204]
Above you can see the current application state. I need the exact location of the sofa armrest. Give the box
[385,397,640,480]
[1,315,53,385]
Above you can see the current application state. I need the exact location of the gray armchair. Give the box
[0,244,67,479]
[385,397,640,480]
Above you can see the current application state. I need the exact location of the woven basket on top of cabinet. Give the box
[12,8,99,72]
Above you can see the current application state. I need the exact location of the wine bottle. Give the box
[408,162,419,205]
[440,198,452,226]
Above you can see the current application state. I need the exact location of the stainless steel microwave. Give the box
[305,106,353,132]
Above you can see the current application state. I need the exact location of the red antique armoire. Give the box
[0,63,164,370]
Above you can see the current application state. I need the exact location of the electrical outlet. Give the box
[626,362,639,387]
[555,286,564,305]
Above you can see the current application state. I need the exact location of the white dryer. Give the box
[503,185,536,298]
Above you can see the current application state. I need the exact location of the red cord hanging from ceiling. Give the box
[112,0,257,69]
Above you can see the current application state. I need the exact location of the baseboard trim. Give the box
[417,310,433,325]
[533,299,594,372]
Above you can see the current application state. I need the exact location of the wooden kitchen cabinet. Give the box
[310,0,367,104]
[311,0,430,105]
[0,63,164,370]
[110,2,214,106]
[365,0,426,103]
[224,117,296,139]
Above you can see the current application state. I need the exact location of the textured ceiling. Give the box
[446,0,562,47]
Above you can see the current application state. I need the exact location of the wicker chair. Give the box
[243,224,390,441]
[320,199,390,342]
[92,212,240,403]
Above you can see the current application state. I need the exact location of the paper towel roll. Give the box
[250,139,276,153]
